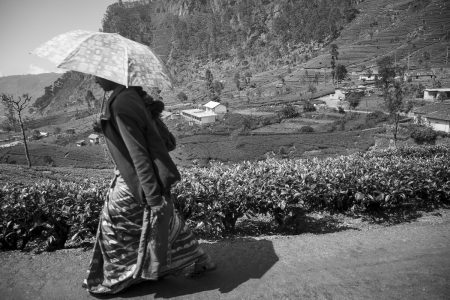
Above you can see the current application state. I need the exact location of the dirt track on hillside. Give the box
[1,210,449,300]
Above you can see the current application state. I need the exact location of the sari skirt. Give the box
[83,172,207,294]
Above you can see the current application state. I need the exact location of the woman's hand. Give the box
[150,196,167,216]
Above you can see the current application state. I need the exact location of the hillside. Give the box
[2,0,450,143]
[0,73,61,119]
[305,0,450,73]
[0,73,61,100]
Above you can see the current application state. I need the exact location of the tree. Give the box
[205,69,214,98]
[347,91,363,110]
[85,90,96,110]
[303,100,316,112]
[177,91,188,102]
[234,72,241,91]
[376,56,412,146]
[244,71,252,86]
[1,94,32,167]
[335,64,348,83]
[307,84,317,94]
[377,56,396,92]
[385,81,412,146]
[212,80,224,102]
[423,51,431,69]
[281,104,299,119]
[313,73,320,85]
[330,44,339,84]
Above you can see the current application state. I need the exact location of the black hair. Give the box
[133,86,164,118]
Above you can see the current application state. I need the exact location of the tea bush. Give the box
[409,124,438,144]
[0,181,107,252]
[1,145,449,251]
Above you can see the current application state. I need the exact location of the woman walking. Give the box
[82,76,215,294]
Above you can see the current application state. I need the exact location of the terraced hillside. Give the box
[306,0,450,72]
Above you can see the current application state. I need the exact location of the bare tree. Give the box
[1,94,33,167]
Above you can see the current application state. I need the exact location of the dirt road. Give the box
[1,211,449,300]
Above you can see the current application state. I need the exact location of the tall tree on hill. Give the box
[1,94,32,167]
[330,44,339,84]
[347,91,363,110]
[377,56,396,93]
[234,72,241,91]
[377,56,411,146]
[335,64,348,83]
[205,69,217,101]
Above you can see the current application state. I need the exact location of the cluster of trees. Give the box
[101,1,153,45]
[101,0,358,65]
[273,0,358,44]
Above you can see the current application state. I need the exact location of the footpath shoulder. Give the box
[1,210,450,300]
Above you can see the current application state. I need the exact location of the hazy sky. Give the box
[0,0,117,77]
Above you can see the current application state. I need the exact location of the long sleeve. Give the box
[113,96,163,207]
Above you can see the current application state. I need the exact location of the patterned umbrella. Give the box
[31,30,172,89]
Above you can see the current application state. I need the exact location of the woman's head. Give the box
[94,76,120,91]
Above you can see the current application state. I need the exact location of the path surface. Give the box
[1,211,450,300]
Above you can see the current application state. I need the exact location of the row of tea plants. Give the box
[1,145,449,252]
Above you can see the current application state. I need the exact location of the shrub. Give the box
[177,92,188,102]
[2,146,449,251]
[280,104,299,119]
[410,125,438,144]
[299,125,314,133]
[367,110,388,121]
[0,181,106,252]
[92,120,102,133]
[31,129,41,140]
[303,101,316,112]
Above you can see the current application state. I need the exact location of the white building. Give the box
[88,134,100,144]
[161,111,174,120]
[358,70,379,82]
[203,101,227,115]
[423,88,450,101]
[316,89,346,109]
[413,101,450,133]
[76,140,86,147]
[181,109,217,125]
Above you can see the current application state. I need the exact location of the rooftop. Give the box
[424,88,450,92]
[203,101,222,109]
[182,109,217,118]
[414,101,450,121]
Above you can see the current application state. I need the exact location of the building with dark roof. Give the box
[413,101,450,133]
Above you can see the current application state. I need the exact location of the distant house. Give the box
[405,71,436,82]
[88,134,100,144]
[413,101,450,133]
[76,140,86,147]
[316,89,346,109]
[39,131,49,137]
[181,109,217,125]
[423,88,450,101]
[358,70,379,82]
[203,101,227,115]
[161,111,174,120]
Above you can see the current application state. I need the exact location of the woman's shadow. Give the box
[103,238,278,298]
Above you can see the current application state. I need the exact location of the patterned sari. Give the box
[83,171,211,294]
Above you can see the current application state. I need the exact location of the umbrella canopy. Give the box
[31,30,172,90]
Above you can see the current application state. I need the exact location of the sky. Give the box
[0,0,117,77]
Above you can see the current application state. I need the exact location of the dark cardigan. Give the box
[100,86,180,207]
